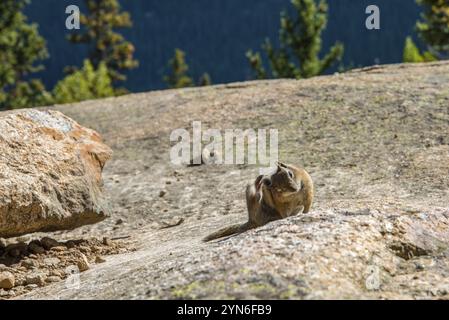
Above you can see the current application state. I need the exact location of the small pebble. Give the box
[78,246,91,253]
[0,272,15,289]
[50,270,64,277]
[40,237,59,250]
[77,253,90,272]
[44,257,61,266]
[46,276,62,283]
[25,273,46,286]
[28,242,45,254]
[50,246,67,252]
[25,284,38,290]
[95,256,106,263]
[102,237,112,246]
[21,259,39,269]
[6,243,27,257]
[65,240,76,249]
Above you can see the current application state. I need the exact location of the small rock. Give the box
[25,273,46,286]
[102,237,112,246]
[159,190,166,197]
[68,248,78,254]
[46,276,62,283]
[65,240,76,249]
[8,248,21,258]
[21,259,38,269]
[414,262,425,271]
[50,270,64,277]
[14,277,26,286]
[91,246,102,253]
[16,266,27,272]
[6,243,27,257]
[28,240,45,254]
[25,284,38,290]
[95,256,106,263]
[44,257,61,266]
[13,286,24,294]
[76,253,90,272]
[40,237,59,250]
[115,219,124,225]
[78,246,91,253]
[0,272,15,289]
[50,246,67,252]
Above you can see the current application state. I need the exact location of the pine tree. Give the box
[416,0,449,58]
[164,49,212,88]
[0,0,51,110]
[198,73,212,87]
[247,0,344,79]
[53,60,114,104]
[6,80,53,109]
[68,0,138,86]
[164,49,194,89]
[403,36,436,63]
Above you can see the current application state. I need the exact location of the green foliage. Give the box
[3,80,53,110]
[53,60,114,104]
[403,37,423,62]
[416,0,449,58]
[403,36,437,63]
[247,0,344,79]
[164,49,194,88]
[198,73,212,87]
[164,49,212,88]
[68,0,139,85]
[0,0,50,110]
[246,52,267,79]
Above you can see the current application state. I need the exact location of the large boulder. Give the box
[0,109,112,238]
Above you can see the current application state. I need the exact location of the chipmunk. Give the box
[203,162,314,242]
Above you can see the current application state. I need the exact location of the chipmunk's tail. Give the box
[203,222,253,242]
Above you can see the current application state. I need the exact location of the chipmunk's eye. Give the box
[264,179,272,187]
[287,170,294,179]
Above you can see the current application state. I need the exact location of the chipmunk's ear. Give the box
[276,161,288,172]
